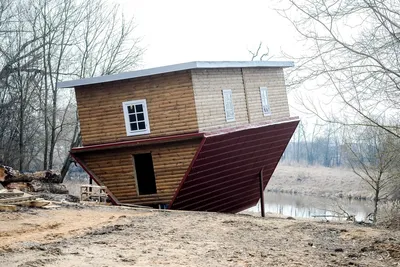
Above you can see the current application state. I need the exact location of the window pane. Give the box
[128,105,135,113]
[223,89,235,122]
[137,113,144,121]
[260,87,271,116]
[130,123,138,131]
[129,114,136,122]
[138,121,146,130]
[136,104,143,112]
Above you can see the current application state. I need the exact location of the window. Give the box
[260,87,271,116]
[222,89,235,122]
[123,99,150,136]
[133,153,157,195]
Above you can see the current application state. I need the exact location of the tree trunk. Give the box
[373,192,378,224]
[0,165,62,184]
[373,183,380,224]
[29,180,68,194]
[60,130,81,180]
[42,0,49,170]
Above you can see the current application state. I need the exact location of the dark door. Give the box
[133,153,157,195]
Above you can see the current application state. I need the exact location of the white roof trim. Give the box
[57,61,294,88]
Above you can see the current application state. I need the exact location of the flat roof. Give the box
[57,60,294,88]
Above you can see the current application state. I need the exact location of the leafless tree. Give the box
[31,0,143,170]
[345,125,400,224]
[248,42,272,61]
[0,0,46,170]
[0,0,144,172]
[278,0,400,139]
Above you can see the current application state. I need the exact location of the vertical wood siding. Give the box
[75,71,199,146]
[191,68,290,132]
[79,139,201,205]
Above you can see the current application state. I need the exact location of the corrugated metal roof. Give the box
[57,61,294,88]
[170,119,299,213]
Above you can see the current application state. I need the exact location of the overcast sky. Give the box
[112,0,311,119]
[115,0,298,68]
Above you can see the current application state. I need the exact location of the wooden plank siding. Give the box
[191,69,250,132]
[191,68,291,132]
[75,71,199,146]
[79,139,201,205]
[241,68,290,123]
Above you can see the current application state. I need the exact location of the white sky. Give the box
[113,0,311,120]
[115,0,298,68]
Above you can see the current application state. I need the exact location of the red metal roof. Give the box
[169,119,299,213]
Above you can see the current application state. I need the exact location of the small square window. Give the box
[128,105,135,113]
[123,99,151,136]
[136,104,143,112]
[129,114,136,122]
[130,123,138,131]
[138,121,146,130]
[137,113,144,121]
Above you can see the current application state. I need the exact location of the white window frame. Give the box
[222,89,235,122]
[122,99,151,136]
[260,87,271,116]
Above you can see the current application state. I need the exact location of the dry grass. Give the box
[268,163,373,200]
[378,201,400,229]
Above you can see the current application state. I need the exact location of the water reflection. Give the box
[247,192,374,222]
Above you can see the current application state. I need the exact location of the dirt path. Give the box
[0,205,399,266]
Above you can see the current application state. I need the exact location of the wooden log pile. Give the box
[0,189,51,211]
[0,165,68,194]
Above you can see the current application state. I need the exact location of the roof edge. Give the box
[57,60,294,88]
[70,132,204,153]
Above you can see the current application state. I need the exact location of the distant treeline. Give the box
[281,121,343,167]
[282,139,343,167]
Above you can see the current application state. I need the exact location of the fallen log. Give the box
[0,165,62,184]
[28,180,68,194]
[4,182,30,191]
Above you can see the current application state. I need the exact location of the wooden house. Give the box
[58,61,299,213]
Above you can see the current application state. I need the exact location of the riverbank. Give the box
[64,164,372,201]
[1,204,399,266]
[267,164,372,200]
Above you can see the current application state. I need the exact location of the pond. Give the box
[247,192,374,222]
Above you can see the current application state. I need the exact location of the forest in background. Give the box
[0,0,143,171]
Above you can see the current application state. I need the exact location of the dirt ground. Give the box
[1,204,399,267]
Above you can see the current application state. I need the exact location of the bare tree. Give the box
[345,125,400,224]
[248,42,272,61]
[0,0,46,170]
[32,0,143,170]
[57,0,144,178]
[76,0,143,78]
[0,0,144,172]
[278,0,400,138]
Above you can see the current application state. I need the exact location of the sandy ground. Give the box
[1,204,399,267]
